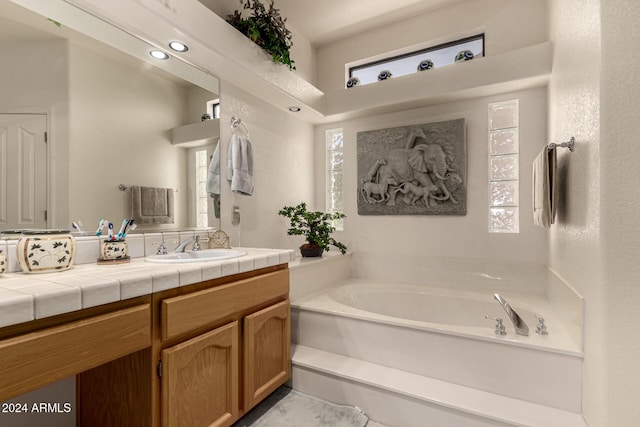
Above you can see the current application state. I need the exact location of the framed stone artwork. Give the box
[357,118,466,216]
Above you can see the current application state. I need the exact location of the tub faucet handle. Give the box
[535,315,548,335]
[485,315,507,336]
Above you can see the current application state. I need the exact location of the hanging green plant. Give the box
[227,0,296,70]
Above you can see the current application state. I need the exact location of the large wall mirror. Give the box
[0,0,221,233]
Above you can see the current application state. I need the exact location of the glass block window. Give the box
[348,34,484,87]
[488,100,519,233]
[326,128,344,230]
[195,149,209,228]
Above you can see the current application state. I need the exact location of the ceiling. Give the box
[275,0,464,45]
[200,0,464,46]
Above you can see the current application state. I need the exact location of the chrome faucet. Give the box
[174,235,201,253]
[493,293,529,336]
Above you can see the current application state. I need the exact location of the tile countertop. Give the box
[0,247,295,329]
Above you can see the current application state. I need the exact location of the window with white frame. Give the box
[326,128,344,230]
[348,34,484,87]
[488,100,519,233]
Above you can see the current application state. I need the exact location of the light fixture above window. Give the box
[288,106,301,112]
[168,41,189,52]
[149,50,169,60]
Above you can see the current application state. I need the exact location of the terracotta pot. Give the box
[300,244,323,257]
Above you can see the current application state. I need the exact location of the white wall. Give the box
[599,1,640,422]
[547,0,603,424]
[316,0,548,92]
[315,87,549,292]
[550,0,640,425]
[68,41,190,230]
[218,82,315,249]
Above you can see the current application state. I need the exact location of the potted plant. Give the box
[227,0,296,70]
[278,202,347,257]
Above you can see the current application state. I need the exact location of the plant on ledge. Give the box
[278,202,346,257]
[227,0,296,70]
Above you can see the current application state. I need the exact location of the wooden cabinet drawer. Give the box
[0,304,151,402]
[161,269,289,341]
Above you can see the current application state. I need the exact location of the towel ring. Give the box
[230,116,250,136]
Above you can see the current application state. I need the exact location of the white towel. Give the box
[226,134,254,196]
[206,142,220,195]
[532,146,557,228]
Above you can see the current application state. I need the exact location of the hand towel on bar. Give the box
[226,133,254,196]
[130,186,175,225]
[532,145,557,228]
[206,142,221,195]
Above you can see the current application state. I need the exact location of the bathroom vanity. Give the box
[0,250,293,427]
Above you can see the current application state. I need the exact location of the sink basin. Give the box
[145,248,247,264]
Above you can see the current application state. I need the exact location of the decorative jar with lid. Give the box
[16,230,76,273]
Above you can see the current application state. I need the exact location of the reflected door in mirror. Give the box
[0,114,47,230]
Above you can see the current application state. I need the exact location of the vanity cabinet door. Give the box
[243,299,291,411]
[161,321,239,427]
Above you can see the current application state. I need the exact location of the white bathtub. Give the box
[294,279,580,357]
[291,278,584,413]
[331,282,539,328]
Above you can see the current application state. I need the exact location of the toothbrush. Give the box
[116,219,129,241]
[125,221,137,237]
[107,222,114,241]
[122,219,134,239]
[72,222,82,232]
[95,219,106,236]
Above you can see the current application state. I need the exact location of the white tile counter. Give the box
[0,247,295,328]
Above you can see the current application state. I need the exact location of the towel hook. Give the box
[548,136,575,152]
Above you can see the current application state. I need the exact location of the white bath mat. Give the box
[233,386,369,427]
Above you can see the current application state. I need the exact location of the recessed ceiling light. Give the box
[168,41,189,52]
[149,50,169,60]
[288,106,301,112]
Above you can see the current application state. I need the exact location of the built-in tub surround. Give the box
[289,253,586,426]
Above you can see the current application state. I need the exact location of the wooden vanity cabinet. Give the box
[75,265,290,427]
[156,266,290,427]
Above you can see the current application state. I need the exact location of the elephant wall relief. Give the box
[357,118,466,216]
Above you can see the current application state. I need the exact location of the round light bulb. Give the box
[149,50,169,60]
[169,41,189,52]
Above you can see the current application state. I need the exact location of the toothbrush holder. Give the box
[98,239,130,264]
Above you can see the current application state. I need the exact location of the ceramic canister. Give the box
[0,250,6,275]
[16,230,76,273]
[100,240,129,261]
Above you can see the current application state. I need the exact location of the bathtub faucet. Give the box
[493,294,529,336]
